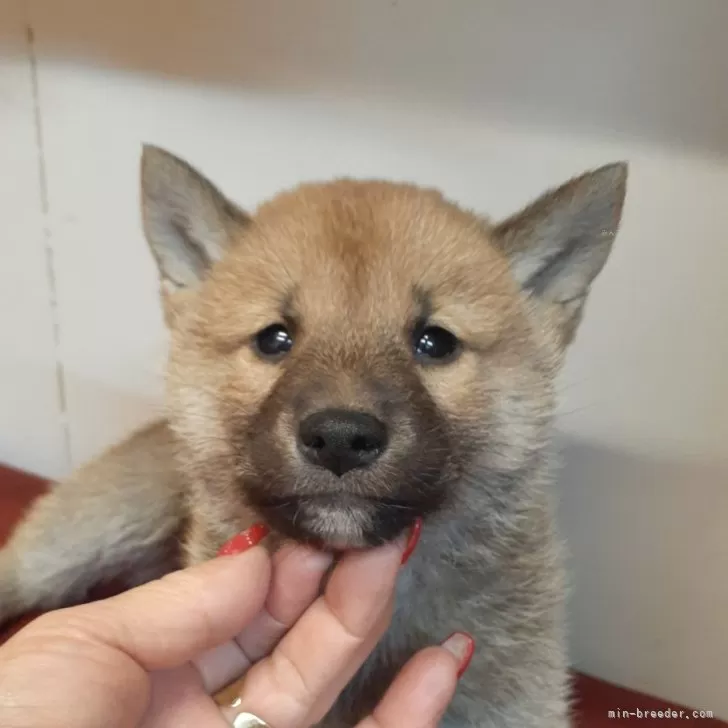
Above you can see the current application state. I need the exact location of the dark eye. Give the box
[255,324,293,358]
[413,326,459,361]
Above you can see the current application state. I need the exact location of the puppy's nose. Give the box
[298,409,388,476]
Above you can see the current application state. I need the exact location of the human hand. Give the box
[0,524,473,727]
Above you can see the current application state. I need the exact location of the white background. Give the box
[1,0,726,716]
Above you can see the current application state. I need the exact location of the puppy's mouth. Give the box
[251,493,420,549]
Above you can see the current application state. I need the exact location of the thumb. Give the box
[28,543,271,671]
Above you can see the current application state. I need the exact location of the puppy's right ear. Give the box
[140,145,249,318]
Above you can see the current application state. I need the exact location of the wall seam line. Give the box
[26,23,72,472]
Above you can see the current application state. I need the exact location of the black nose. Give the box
[298,409,388,476]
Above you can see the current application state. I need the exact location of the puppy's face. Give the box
[141,148,626,548]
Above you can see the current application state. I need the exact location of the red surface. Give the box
[0,463,724,726]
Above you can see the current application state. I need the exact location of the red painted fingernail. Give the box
[217,523,270,556]
[442,632,475,678]
[401,517,422,565]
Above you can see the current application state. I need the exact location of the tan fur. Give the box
[0,147,628,727]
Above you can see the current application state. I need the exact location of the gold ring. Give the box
[230,712,269,727]
[224,697,270,727]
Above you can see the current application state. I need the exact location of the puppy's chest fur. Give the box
[325,496,569,727]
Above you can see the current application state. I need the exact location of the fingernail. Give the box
[442,632,475,678]
[401,517,423,565]
[217,523,270,556]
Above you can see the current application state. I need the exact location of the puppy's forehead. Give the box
[220,180,517,323]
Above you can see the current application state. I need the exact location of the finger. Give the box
[195,543,333,694]
[139,665,226,728]
[358,637,471,728]
[24,543,272,672]
[238,542,334,660]
[225,537,405,728]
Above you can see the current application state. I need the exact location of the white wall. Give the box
[1,0,726,716]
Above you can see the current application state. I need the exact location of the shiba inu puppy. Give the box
[0,146,627,726]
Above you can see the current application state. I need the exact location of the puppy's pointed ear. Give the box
[493,162,627,346]
[140,145,250,309]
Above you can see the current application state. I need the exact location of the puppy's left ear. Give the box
[493,162,627,346]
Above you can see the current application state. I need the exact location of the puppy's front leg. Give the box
[0,421,184,625]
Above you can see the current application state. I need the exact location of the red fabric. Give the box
[0,464,724,726]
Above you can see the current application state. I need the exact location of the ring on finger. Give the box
[224,698,271,727]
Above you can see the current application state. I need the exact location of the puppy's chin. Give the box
[254,495,415,550]
[300,501,374,549]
